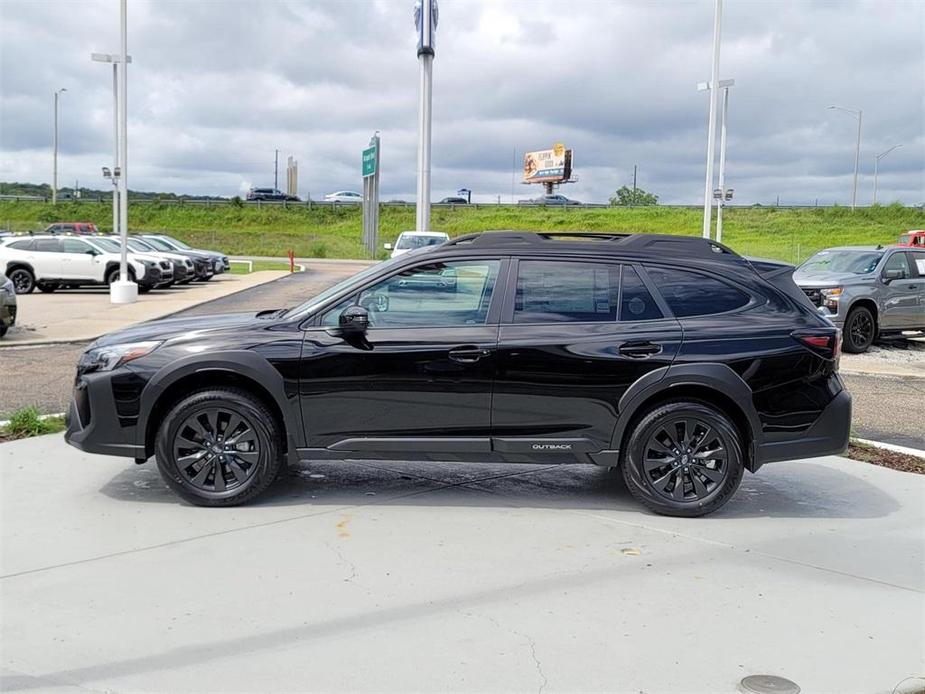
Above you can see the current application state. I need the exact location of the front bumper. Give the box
[755,387,852,466]
[1,300,15,328]
[64,370,146,460]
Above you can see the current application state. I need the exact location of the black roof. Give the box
[443,231,742,263]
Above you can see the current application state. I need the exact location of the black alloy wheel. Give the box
[155,388,283,506]
[843,306,875,353]
[622,400,744,517]
[9,268,34,294]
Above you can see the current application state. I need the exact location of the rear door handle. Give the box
[449,346,491,363]
[619,341,662,358]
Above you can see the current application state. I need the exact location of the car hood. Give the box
[91,311,269,348]
[793,270,872,287]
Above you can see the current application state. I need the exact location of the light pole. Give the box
[52,88,66,204]
[91,52,132,240]
[715,80,734,243]
[701,0,723,239]
[274,149,279,190]
[827,105,863,209]
[873,144,902,205]
[414,0,438,232]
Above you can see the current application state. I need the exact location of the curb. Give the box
[854,438,925,460]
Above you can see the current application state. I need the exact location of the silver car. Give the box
[794,245,925,353]
[0,274,16,338]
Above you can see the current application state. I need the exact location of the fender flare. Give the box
[4,260,35,277]
[610,362,762,454]
[135,349,304,450]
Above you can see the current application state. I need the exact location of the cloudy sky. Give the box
[1,0,923,205]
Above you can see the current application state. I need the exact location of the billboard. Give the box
[523,143,572,184]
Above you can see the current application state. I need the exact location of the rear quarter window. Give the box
[645,267,750,317]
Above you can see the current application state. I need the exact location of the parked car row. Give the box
[0,233,230,296]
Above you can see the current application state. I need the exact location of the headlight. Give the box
[79,340,162,372]
[820,287,842,310]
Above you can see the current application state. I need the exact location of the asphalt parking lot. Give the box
[1,434,922,693]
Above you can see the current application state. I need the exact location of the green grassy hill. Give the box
[1,200,920,263]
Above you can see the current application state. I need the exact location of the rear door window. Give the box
[34,239,61,253]
[645,267,750,317]
[514,260,620,323]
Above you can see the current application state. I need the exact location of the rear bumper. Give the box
[755,388,852,466]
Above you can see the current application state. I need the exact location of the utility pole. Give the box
[632,164,637,203]
[414,0,438,232]
[52,88,67,203]
[715,81,734,243]
[701,0,722,239]
[274,149,279,190]
[827,105,863,209]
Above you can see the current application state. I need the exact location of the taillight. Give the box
[792,329,840,360]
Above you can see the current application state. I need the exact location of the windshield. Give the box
[127,239,155,252]
[396,235,445,250]
[162,235,192,250]
[143,237,173,251]
[93,238,123,254]
[799,250,883,275]
[285,259,398,318]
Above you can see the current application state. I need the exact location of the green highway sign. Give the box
[362,146,377,177]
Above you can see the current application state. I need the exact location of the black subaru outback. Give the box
[65,232,851,516]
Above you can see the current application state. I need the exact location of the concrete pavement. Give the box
[1,434,922,693]
[1,271,288,346]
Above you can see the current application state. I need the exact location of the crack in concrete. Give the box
[457,608,548,693]
[324,540,359,585]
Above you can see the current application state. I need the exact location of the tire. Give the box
[200,274,213,282]
[37,282,58,293]
[106,267,136,286]
[138,285,152,294]
[155,387,283,507]
[843,306,876,353]
[8,268,34,294]
[621,400,744,517]
[0,323,7,338]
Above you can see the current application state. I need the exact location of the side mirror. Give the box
[339,305,369,334]
[882,268,904,283]
[383,242,393,250]
[86,249,99,256]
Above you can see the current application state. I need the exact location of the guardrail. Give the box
[1,194,920,211]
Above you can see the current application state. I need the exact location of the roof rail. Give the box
[444,231,740,260]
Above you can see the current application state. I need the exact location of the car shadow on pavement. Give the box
[98,458,899,520]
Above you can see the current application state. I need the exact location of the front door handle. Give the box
[449,346,491,363]
[619,341,662,358]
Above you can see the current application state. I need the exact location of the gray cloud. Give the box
[0,0,922,205]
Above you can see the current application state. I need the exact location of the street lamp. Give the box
[414,0,438,232]
[52,88,67,204]
[873,144,902,205]
[827,105,863,210]
[699,78,734,242]
[91,52,132,242]
[701,0,723,239]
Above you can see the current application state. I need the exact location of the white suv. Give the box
[0,235,172,294]
[383,231,450,258]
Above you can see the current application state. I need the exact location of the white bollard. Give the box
[110,279,138,304]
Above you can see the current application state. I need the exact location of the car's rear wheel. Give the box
[843,305,876,353]
[155,388,283,506]
[621,400,744,517]
[8,268,34,294]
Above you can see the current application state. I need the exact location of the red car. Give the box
[898,230,925,247]
[44,222,99,235]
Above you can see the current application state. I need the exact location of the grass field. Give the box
[2,200,921,263]
[229,259,294,274]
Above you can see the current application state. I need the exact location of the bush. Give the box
[2,406,64,439]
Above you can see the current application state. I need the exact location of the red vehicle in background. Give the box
[898,230,925,247]
[43,222,99,235]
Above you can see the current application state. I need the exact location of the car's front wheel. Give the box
[8,268,34,294]
[155,388,283,506]
[621,400,744,517]
[843,305,876,353]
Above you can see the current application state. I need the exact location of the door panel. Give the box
[493,259,681,453]
[299,257,505,451]
[300,326,497,449]
[881,252,920,329]
[493,320,681,451]
[59,238,97,280]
